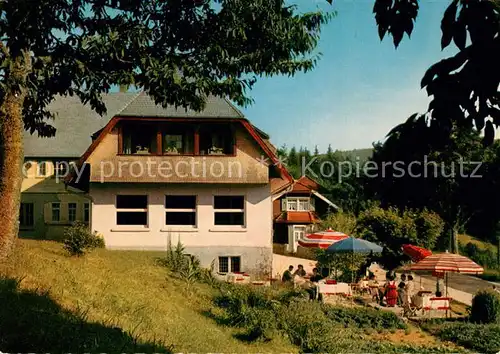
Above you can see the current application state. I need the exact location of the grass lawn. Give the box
[458,234,497,253]
[0,239,296,353]
[458,234,500,282]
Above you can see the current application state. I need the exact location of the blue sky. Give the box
[238,0,457,152]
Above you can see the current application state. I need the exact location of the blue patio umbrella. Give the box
[326,237,383,282]
[326,237,383,254]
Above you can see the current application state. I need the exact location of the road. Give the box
[415,273,498,305]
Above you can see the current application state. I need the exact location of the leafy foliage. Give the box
[460,242,499,270]
[160,239,216,288]
[322,306,406,330]
[357,206,444,269]
[211,283,463,353]
[0,0,332,135]
[320,211,358,236]
[436,322,500,353]
[373,0,500,145]
[63,222,105,257]
[470,289,500,325]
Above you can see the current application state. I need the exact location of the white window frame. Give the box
[37,161,47,177]
[68,202,77,222]
[213,195,245,226]
[286,197,310,211]
[116,195,148,227]
[165,195,197,226]
[51,203,61,222]
[218,256,241,274]
[54,161,69,177]
[20,202,34,228]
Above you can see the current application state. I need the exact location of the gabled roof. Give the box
[117,91,244,118]
[23,93,137,158]
[23,92,245,158]
[272,174,339,210]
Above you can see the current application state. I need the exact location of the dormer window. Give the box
[163,124,194,154]
[285,197,310,211]
[199,125,234,155]
[120,122,235,156]
[122,124,157,155]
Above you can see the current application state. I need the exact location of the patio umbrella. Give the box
[402,244,432,263]
[410,251,484,274]
[326,237,383,283]
[298,228,349,249]
[326,237,383,254]
[410,251,483,316]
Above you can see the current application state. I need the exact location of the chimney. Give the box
[119,85,128,92]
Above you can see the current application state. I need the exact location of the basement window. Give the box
[116,195,148,226]
[218,256,241,273]
[165,195,196,226]
[214,196,244,226]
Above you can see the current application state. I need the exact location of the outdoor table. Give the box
[317,282,351,296]
[426,297,451,311]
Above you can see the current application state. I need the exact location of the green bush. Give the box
[460,242,499,270]
[357,206,444,269]
[470,289,500,324]
[63,222,105,256]
[211,284,463,353]
[437,323,500,353]
[159,239,213,286]
[477,271,500,282]
[322,306,406,330]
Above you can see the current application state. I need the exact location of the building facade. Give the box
[21,91,292,275]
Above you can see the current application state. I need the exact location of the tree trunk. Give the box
[0,52,30,259]
[450,226,459,254]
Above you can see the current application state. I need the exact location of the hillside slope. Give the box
[0,240,295,353]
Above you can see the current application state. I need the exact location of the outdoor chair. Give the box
[402,295,423,318]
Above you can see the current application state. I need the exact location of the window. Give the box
[116,195,148,226]
[199,124,234,155]
[218,256,241,273]
[55,161,69,176]
[165,195,196,226]
[163,125,194,154]
[214,196,244,226]
[122,124,157,155]
[19,203,34,228]
[84,203,90,223]
[38,162,47,177]
[286,197,310,211]
[51,203,61,222]
[68,203,77,222]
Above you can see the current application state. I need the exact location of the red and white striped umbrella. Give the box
[410,251,484,274]
[298,228,349,249]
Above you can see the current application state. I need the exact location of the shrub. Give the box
[63,222,105,256]
[470,289,500,324]
[320,211,358,236]
[159,239,213,287]
[357,206,444,269]
[322,306,406,330]
[437,323,500,353]
[460,242,499,270]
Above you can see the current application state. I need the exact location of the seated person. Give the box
[281,265,294,283]
[307,268,323,301]
[294,264,307,277]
